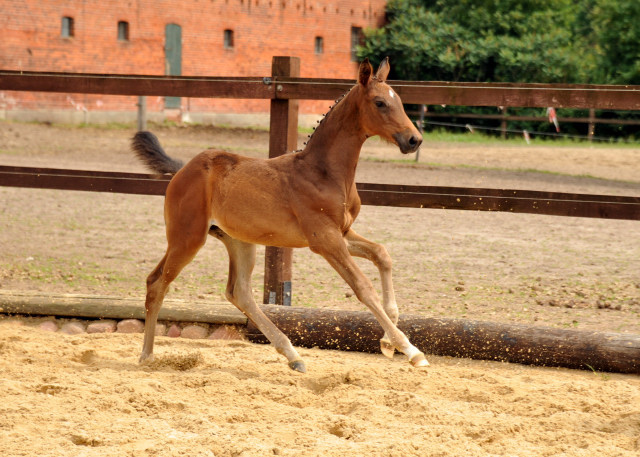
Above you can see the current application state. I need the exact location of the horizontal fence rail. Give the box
[357,182,640,220]
[1,166,638,220]
[274,78,640,109]
[0,166,169,195]
[2,70,640,109]
[0,71,273,99]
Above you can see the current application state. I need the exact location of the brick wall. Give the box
[0,0,386,123]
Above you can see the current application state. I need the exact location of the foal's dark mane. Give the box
[294,87,353,154]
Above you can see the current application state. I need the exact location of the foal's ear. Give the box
[375,57,390,82]
[358,58,373,87]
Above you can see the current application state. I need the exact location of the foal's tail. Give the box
[131,131,184,174]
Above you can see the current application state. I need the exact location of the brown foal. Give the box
[132,58,428,372]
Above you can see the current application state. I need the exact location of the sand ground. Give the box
[0,321,639,457]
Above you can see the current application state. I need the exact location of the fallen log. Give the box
[247,305,640,374]
[1,291,637,374]
[0,290,247,325]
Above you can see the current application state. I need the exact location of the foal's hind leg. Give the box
[140,227,208,363]
[210,227,305,372]
[345,229,399,359]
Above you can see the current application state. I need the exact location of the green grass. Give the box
[29,120,135,131]
[206,144,268,155]
[211,122,269,132]
[422,128,640,148]
[585,364,611,381]
[3,117,638,150]
[4,117,639,146]
[361,154,637,184]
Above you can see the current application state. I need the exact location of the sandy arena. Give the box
[1,321,639,457]
[0,120,639,456]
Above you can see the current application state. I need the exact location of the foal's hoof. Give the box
[288,359,307,373]
[409,352,430,368]
[380,339,396,359]
[139,353,155,365]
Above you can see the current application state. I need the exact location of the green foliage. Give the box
[581,0,640,84]
[359,0,639,85]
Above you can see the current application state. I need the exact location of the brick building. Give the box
[0,0,387,125]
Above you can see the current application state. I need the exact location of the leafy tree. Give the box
[579,0,640,84]
[358,0,593,83]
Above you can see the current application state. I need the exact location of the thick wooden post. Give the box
[263,56,299,306]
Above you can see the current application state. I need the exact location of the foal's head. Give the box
[355,58,422,154]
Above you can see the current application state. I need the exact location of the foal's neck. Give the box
[300,87,366,186]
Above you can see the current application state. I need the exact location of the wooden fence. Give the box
[409,108,640,141]
[1,57,639,306]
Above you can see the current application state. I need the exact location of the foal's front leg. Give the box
[344,229,399,359]
[309,228,428,368]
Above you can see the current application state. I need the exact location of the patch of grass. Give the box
[298,126,315,135]
[422,128,640,148]
[585,364,611,381]
[424,130,505,145]
[37,121,135,131]
[361,156,421,165]
[5,118,637,148]
[210,122,269,132]
[77,121,133,130]
[0,255,132,288]
[361,155,637,184]
[207,144,268,155]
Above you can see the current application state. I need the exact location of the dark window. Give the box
[61,16,74,38]
[224,29,234,49]
[118,21,129,41]
[351,26,363,62]
[314,36,324,54]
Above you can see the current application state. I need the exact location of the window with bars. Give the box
[315,36,324,54]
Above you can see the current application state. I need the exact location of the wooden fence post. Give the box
[588,108,596,142]
[415,104,425,162]
[137,96,147,131]
[263,56,299,306]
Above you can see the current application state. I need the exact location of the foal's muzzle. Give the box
[394,131,423,154]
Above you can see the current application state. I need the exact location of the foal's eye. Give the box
[374,100,386,108]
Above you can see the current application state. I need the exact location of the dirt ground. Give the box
[1,121,638,333]
[1,321,639,457]
[0,120,639,456]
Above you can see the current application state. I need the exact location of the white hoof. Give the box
[410,352,430,368]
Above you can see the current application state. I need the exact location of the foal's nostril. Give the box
[409,135,421,147]
[394,132,422,153]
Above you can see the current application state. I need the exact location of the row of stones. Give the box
[12,316,245,341]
